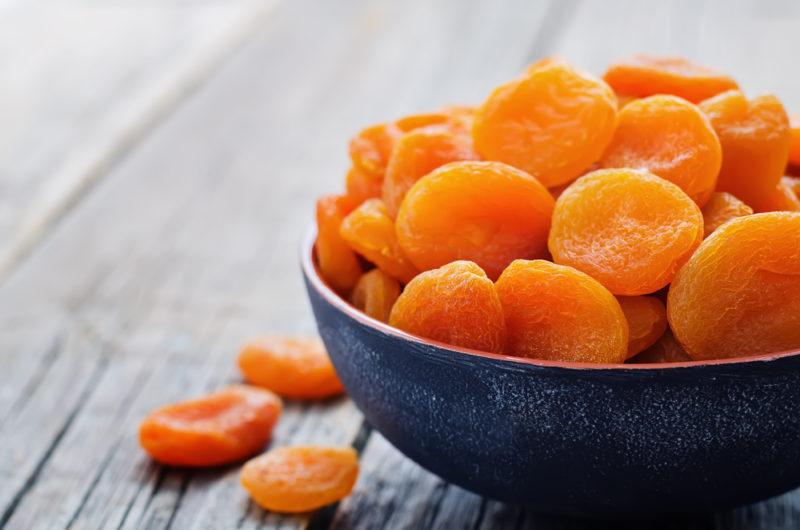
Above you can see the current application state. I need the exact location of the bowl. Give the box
[300,228,800,517]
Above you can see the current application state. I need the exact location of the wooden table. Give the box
[2,1,799,528]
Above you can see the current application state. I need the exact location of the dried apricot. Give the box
[238,336,344,399]
[339,198,418,283]
[699,90,791,212]
[473,58,617,187]
[383,124,480,217]
[395,106,473,132]
[789,115,800,168]
[668,212,800,360]
[241,446,358,513]
[316,195,362,293]
[616,296,667,359]
[345,165,382,206]
[701,192,753,237]
[139,385,282,467]
[754,179,800,212]
[603,55,738,103]
[600,95,721,206]
[396,161,553,279]
[388,261,506,353]
[349,122,402,180]
[629,330,691,364]
[496,260,628,363]
[548,168,703,295]
[350,268,401,323]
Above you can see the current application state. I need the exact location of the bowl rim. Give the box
[302,225,800,371]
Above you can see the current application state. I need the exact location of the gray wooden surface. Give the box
[1,1,799,529]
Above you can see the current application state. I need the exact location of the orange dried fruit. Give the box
[754,179,800,212]
[473,58,617,187]
[350,268,401,323]
[349,122,402,180]
[603,55,738,103]
[345,165,382,206]
[548,168,703,295]
[616,296,667,359]
[629,330,691,364]
[241,446,358,513]
[701,192,753,237]
[600,95,721,206]
[496,260,628,363]
[699,90,791,212]
[139,385,282,467]
[789,115,800,168]
[316,194,362,293]
[339,198,418,283]
[388,260,506,353]
[668,212,800,360]
[383,124,480,217]
[238,336,344,400]
[396,161,554,279]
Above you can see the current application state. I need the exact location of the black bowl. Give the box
[301,229,800,517]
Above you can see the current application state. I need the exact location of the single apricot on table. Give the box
[668,212,800,360]
[548,168,704,296]
[701,192,753,237]
[241,446,359,513]
[396,161,554,280]
[238,336,344,400]
[388,261,506,353]
[350,268,401,323]
[316,194,362,293]
[616,295,667,359]
[496,260,628,363]
[139,385,282,467]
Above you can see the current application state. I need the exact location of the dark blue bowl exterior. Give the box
[303,270,800,516]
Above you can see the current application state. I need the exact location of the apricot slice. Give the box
[701,192,753,237]
[699,90,791,212]
[383,124,480,217]
[549,168,703,295]
[238,336,344,399]
[473,58,617,187]
[496,260,628,363]
[600,95,721,206]
[396,161,554,279]
[616,296,667,359]
[603,55,738,103]
[350,268,401,323]
[668,212,800,360]
[139,385,282,467]
[316,195,362,293]
[629,330,691,364]
[388,261,506,353]
[349,122,402,180]
[339,198,418,283]
[345,165,382,206]
[241,446,358,513]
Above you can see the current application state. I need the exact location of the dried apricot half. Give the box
[388,261,506,353]
[241,446,358,513]
[629,330,691,364]
[316,195,362,293]
[701,192,753,237]
[349,122,402,180]
[496,260,628,363]
[548,168,703,295]
[345,165,382,206]
[473,58,617,187]
[603,55,738,103]
[616,295,667,359]
[350,268,401,323]
[396,161,554,279]
[600,95,721,206]
[788,114,800,169]
[668,212,800,360]
[139,385,282,467]
[238,336,344,400]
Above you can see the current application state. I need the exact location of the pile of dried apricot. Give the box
[317,54,800,364]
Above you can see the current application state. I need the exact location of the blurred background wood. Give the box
[0,0,798,529]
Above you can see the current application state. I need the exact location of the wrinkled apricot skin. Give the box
[383,124,480,217]
[139,385,282,467]
[629,330,691,364]
[473,58,617,187]
[238,336,344,400]
[668,212,800,360]
[241,446,358,513]
[345,166,382,206]
[496,260,628,363]
[549,168,704,295]
[349,122,402,180]
[389,261,506,353]
[701,192,754,237]
[350,268,401,323]
[616,296,667,359]
[699,90,791,212]
[603,55,738,103]
[396,161,554,279]
[600,95,721,206]
[339,199,418,283]
[316,195,362,293]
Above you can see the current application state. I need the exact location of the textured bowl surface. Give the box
[301,229,800,516]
